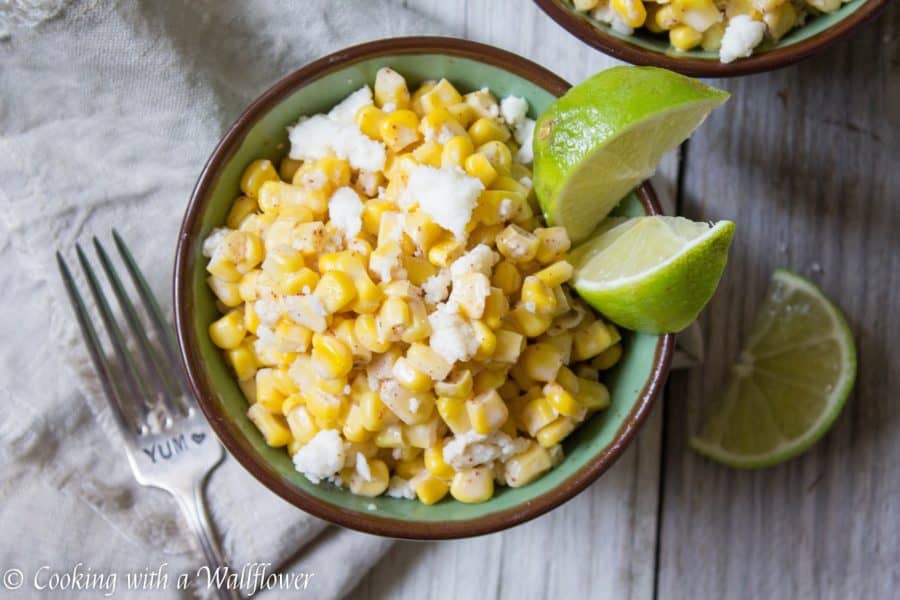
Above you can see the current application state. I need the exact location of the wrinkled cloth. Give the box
[0,1,452,598]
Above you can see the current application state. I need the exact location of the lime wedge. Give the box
[570,216,735,333]
[533,66,729,243]
[690,269,856,468]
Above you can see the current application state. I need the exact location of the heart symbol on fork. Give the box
[191,433,206,445]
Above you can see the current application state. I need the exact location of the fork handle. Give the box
[173,482,243,600]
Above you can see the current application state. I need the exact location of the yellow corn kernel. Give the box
[670,24,703,51]
[505,442,552,488]
[477,140,513,174]
[491,260,522,296]
[411,471,450,505]
[763,2,796,41]
[576,364,600,381]
[226,341,258,381]
[450,467,495,503]
[379,109,421,153]
[395,457,425,480]
[466,224,503,249]
[573,320,620,361]
[278,157,303,182]
[405,344,453,382]
[375,296,411,343]
[576,377,611,411]
[262,247,305,276]
[391,446,423,463]
[238,378,257,404]
[209,310,246,349]
[434,369,473,400]
[207,276,242,308]
[652,4,679,29]
[273,320,312,353]
[359,390,390,432]
[496,224,539,263]
[543,382,587,420]
[556,365,580,395]
[463,152,499,188]
[509,305,553,338]
[256,180,303,215]
[400,256,437,287]
[466,390,508,435]
[349,458,390,497]
[389,357,431,393]
[374,67,411,109]
[427,238,465,267]
[405,417,444,449]
[313,271,357,314]
[349,272,383,315]
[315,155,351,188]
[240,159,279,198]
[441,135,475,168]
[411,80,437,114]
[285,405,319,445]
[482,288,510,330]
[447,101,478,128]
[520,276,558,316]
[521,342,564,382]
[490,175,529,196]
[543,331,573,364]
[592,343,623,370]
[424,441,455,479]
[519,395,558,436]
[671,0,722,32]
[473,368,508,395]
[311,333,353,379]
[246,404,291,447]
[356,105,387,140]
[493,329,525,364]
[536,416,576,448]
[610,0,648,26]
[403,211,444,253]
[279,267,320,296]
[242,303,260,337]
[420,78,463,113]
[374,423,405,448]
[468,117,511,147]
[342,404,373,443]
[281,393,304,415]
[534,227,572,264]
[411,140,443,168]
[472,190,518,226]
[404,298,433,345]
[534,261,574,287]
[226,196,258,229]
[645,3,667,32]
[437,396,471,435]
[701,21,726,50]
[418,107,468,141]
[218,230,265,273]
[464,88,500,119]
[237,270,261,303]
[354,314,390,353]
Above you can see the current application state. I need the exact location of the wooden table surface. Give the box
[354,1,899,598]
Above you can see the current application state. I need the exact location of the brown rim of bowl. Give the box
[174,36,675,540]
[534,0,889,77]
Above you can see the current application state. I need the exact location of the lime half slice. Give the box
[690,269,856,468]
[570,216,735,333]
[533,66,729,243]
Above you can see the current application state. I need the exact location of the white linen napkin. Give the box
[0,1,451,597]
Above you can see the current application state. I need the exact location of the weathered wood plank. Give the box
[657,5,900,599]
[353,0,671,598]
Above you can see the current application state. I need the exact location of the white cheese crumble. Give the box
[356,452,372,482]
[292,430,345,484]
[720,15,766,64]
[442,431,530,470]
[386,476,416,499]
[254,298,282,326]
[513,118,536,165]
[400,165,484,240]
[328,186,364,240]
[500,96,528,128]
[202,227,230,258]
[422,268,452,304]
[428,304,479,365]
[450,244,500,279]
[327,86,373,125]
[288,115,386,172]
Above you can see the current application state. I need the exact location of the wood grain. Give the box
[353,0,673,598]
[657,4,900,599]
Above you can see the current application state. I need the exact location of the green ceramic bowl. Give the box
[535,0,888,77]
[174,37,674,539]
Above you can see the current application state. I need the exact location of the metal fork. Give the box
[57,232,240,600]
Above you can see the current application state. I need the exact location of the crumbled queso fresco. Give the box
[203,68,623,505]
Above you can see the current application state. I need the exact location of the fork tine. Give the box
[111,230,193,399]
[93,237,185,417]
[75,244,153,427]
[57,252,141,436]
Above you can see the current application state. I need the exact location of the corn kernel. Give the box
[411,80,437,115]
[412,140,443,168]
[247,403,291,447]
[670,24,703,51]
[342,405,373,443]
[374,424,405,448]
[405,417,444,449]
[653,4,679,29]
[577,378,611,411]
[496,224,539,262]
[473,368,508,395]
[380,109,421,153]
[354,314,390,353]
[356,105,387,139]
[491,260,522,296]
[441,135,475,168]
[349,458,390,497]
[477,140,513,174]
[395,457,425,480]
[701,22,726,50]
[464,89,500,119]
[313,271,357,314]
[543,382,587,420]
[521,276,558,316]
[450,467,495,503]
[209,310,246,349]
[374,67,411,109]
[427,238,465,267]
[360,390,390,431]
[466,390,508,435]
[279,267,320,296]
[447,102,478,128]
[573,321,620,361]
[226,196,258,229]
[671,0,722,32]
[435,369,473,399]
[226,341,258,381]
[376,296,411,343]
[468,117,511,147]
[763,2,796,41]
[424,443,455,479]
[509,305,553,338]
[521,342,564,382]
[240,159,279,198]
[411,471,450,505]
[420,78,463,113]
[464,152,499,188]
[285,405,319,444]
[505,443,552,488]
[482,288,510,330]
[592,343,623,370]
[207,276,243,308]
[311,333,353,379]
[437,396,471,435]
[536,416,576,447]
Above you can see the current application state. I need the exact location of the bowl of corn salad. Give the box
[175,37,673,539]
[535,0,887,76]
